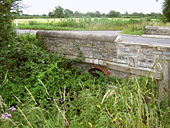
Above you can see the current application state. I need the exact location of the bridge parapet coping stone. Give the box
[145,26,170,36]
[36,31,119,43]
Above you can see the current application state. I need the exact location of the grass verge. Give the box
[18,24,85,31]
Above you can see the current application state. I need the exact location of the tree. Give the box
[73,11,83,17]
[125,11,129,16]
[156,0,170,22]
[0,0,20,43]
[94,11,101,17]
[107,10,121,17]
[53,6,64,18]
[49,6,74,18]
[42,14,47,16]
[87,12,95,17]
[48,11,55,17]
[64,9,73,18]
[163,0,170,21]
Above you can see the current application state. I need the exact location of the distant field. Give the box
[13,18,131,24]
[14,18,63,24]
[13,18,170,35]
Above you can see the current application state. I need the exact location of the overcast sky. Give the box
[21,0,164,15]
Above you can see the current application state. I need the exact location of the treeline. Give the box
[17,6,162,19]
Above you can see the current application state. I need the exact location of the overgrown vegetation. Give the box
[0,35,169,128]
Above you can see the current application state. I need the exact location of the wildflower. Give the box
[9,106,16,112]
[53,99,57,102]
[1,113,12,119]
[1,114,8,119]
[5,113,12,118]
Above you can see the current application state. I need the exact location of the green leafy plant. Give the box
[0,35,169,127]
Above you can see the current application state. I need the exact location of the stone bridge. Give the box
[36,30,170,106]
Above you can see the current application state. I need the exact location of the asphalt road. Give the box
[16,29,170,46]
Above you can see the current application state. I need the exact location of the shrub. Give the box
[28,21,39,26]
[0,34,63,105]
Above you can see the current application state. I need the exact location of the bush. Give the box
[28,21,39,26]
[0,34,64,105]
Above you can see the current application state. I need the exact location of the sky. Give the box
[21,0,164,15]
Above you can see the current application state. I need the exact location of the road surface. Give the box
[16,29,170,46]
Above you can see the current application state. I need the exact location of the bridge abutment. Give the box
[157,60,170,106]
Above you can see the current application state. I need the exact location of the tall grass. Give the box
[0,75,169,127]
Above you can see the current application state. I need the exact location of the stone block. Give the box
[145,26,170,36]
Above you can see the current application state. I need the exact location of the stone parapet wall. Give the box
[116,42,170,70]
[145,26,170,36]
[36,31,169,74]
[36,31,120,62]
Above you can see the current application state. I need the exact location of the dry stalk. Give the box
[17,105,33,128]
[25,86,38,105]
[54,101,69,126]
[38,79,50,97]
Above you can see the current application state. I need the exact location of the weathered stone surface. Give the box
[106,61,162,80]
[145,26,170,36]
[36,31,119,42]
